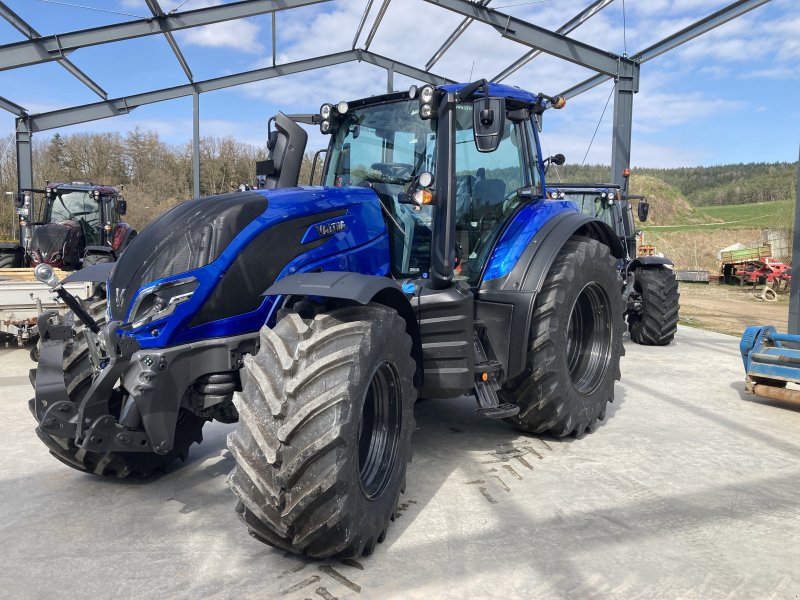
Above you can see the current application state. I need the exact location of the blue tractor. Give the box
[30,81,625,558]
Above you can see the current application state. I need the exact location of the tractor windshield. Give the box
[324,99,437,277]
[46,191,103,244]
[560,191,616,228]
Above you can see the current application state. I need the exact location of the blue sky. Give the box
[0,0,798,168]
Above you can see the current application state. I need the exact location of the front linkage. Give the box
[29,267,254,476]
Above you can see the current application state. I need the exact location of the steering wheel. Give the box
[370,162,414,180]
[478,210,501,232]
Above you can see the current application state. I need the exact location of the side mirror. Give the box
[13,192,25,209]
[551,153,566,166]
[118,198,127,216]
[637,199,649,222]
[473,97,505,153]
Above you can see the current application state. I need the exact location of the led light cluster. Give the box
[318,101,349,135]
[418,85,435,120]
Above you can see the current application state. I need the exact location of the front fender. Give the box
[629,256,673,269]
[265,271,423,386]
[478,207,624,381]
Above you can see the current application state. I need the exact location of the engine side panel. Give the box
[121,187,389,349]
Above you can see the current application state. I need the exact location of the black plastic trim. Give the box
[630,256,673,268]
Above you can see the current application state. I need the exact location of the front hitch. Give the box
[31,313,151,454]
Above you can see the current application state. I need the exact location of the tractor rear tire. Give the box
[34,299,206,478]
[629,267,680,346]
[228,304,416,558]
[83,253,114,267]
[0,251,18,268]
[501,237,623,437]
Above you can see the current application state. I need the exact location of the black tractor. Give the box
[0,182,136,270]
[546,177,679,345]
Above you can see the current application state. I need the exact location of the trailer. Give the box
[0,268,93,359]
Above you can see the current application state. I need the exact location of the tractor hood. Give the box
[109,187,389,348]
[29,222,77,265]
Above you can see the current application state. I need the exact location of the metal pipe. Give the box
[352,0,376,49]
[425,0,490,71]
[750,383,800,405]
[364,0,391,50]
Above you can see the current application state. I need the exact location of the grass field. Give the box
[643,199,794,232]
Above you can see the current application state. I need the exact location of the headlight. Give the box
[336,101,349,114]
[420,86,434,103]
[130,277,198,328]
[320,103,332,119]
[51,253,62,262]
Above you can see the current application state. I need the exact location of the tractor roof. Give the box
[441,82,540,105]
[49,182,119,194]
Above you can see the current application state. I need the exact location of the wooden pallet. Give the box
[0,268,70,282]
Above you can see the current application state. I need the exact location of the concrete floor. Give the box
[1,326,799,599]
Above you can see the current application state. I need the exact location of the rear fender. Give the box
[478,211,625,381]
[629,256,673,270]
[264,271,423,386]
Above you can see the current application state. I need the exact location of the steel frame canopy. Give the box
[2,0,787,327]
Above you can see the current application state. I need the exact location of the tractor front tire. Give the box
[501,237,623,437]
[629,266,680,346]
[34,299,206,478]
[0,251,18,268]
[228,304,416,558]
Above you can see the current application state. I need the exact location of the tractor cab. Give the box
[28,183,127,268]
[319,82,550,287]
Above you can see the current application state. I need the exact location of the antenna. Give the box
[468,60,475,81]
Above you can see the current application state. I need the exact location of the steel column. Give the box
[15,117,32,190]
[789,148,799,335]
[193,92,200,199]
[387,64,394,93]
[610,61,639,187]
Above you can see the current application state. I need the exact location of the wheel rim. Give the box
[358,361,402,500]
[566,282,612,395]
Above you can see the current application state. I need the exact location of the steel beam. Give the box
[0,95,27,117]
[15,117,32,190]
[145,0,193,82]
[423,0,628,76]
[387,63,394,93]
[193,91,200,199]
[494,0,615,82]
[790,148,800,335]
[0,1,107,99]
[425,0,490,71]
[27,50,452,132]
[359,50,454,86]
[0,0,329,71]
[558,0,771,100]
[352,0,376,49]
[364,0,391,51]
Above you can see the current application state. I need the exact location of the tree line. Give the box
[0,129,795,240]
[555,162,797,207]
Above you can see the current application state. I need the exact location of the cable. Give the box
[37,0,147,18]
[581,84,614,167]
[171,0,194,13]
